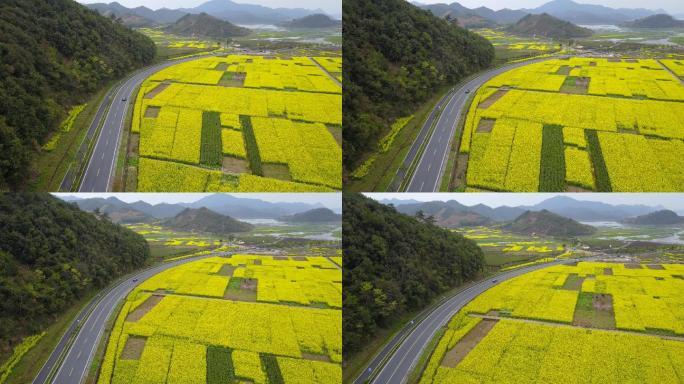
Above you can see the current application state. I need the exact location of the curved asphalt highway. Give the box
[405,57,561,192]
[78,55,213,192]
[33,252,229,384]
[360,256,597,384]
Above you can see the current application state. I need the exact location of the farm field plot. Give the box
[459,57,684,192]
[136,28,224,59]
[123,223,228,260]
[456,226,569,268]
[473,28,561,62]
[419,261,684,383]
[130,55,342,192]
[474,29,561,52]
[97,254,341,384]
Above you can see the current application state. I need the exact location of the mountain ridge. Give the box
[506,13,593,39]
[621,14,684,28]
[503,209,597,237]
[86,0,331,25]
[278,208,342,223]
[58,194,336,220]
[417,0,665,25]
[378,195,666,224]
[165,207,254,234]
[165,12,251,38]
[622,210,684,226]
[281,14,341,28]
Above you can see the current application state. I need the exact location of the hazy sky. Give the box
[415,0,684,15]
[366,193,684,211]
[76,0,341,15]
[53,193,342,210]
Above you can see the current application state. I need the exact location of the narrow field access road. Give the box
[359,256,595,384]
[78,55,215,192]
[469,314,684,342]
[33,253,228,384]
[405,57,561,192]
[309,57,342,88]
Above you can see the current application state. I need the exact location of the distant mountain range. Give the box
[165,12,251,38]
[416,0,668,27]
[393,200,492,228]
[165,207,253,234]
[59,194,339,223]
[503,209,596,237]
[621,14,684,28]
[278,208,342,223]
[380,195,667,225]
[281,14,342,28]
[622,210,684,226]
[85,0,338,27]
[506,13,593,39]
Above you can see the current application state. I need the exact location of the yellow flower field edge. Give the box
[351,115,414,180]
[0,332,46,384]
[42,104,87,151]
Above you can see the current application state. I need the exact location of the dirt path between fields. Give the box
[441,318,498,367]
[469,314,684,342]
[309,57,342,88]
[656,59,684,85]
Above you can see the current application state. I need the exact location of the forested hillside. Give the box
[506,13,593,39]
[504,209,597,237]
[0,0,156,190]
[343,193,484,356]
[343,0,494,172]
[166,207,254,234]
[0,194,150,357]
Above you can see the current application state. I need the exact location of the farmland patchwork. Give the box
[97,254,341,384]
[131,55,342,192]
[419,262,684,383]
[461,57,684,191]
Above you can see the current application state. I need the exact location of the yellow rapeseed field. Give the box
[420,262,684,383]
[131,55,342,192]
[97,254,341,384]
[461,57,684,192]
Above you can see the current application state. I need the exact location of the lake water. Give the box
[241,218,286,226]
[582,221,684,245]
[581,221,625,228]
[579,25,623,31]
[238,24,284,31]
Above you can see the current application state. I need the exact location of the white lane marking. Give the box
[376,282,488,383]
[69,367,73,376]
[407,90,459,190]
[101,152,104,159]
[78,77,130,192]
[433,92,466,191]
[377,256,578,384]
[105,78,139,192]
[77,350,81,359]
[96,168,100,177]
